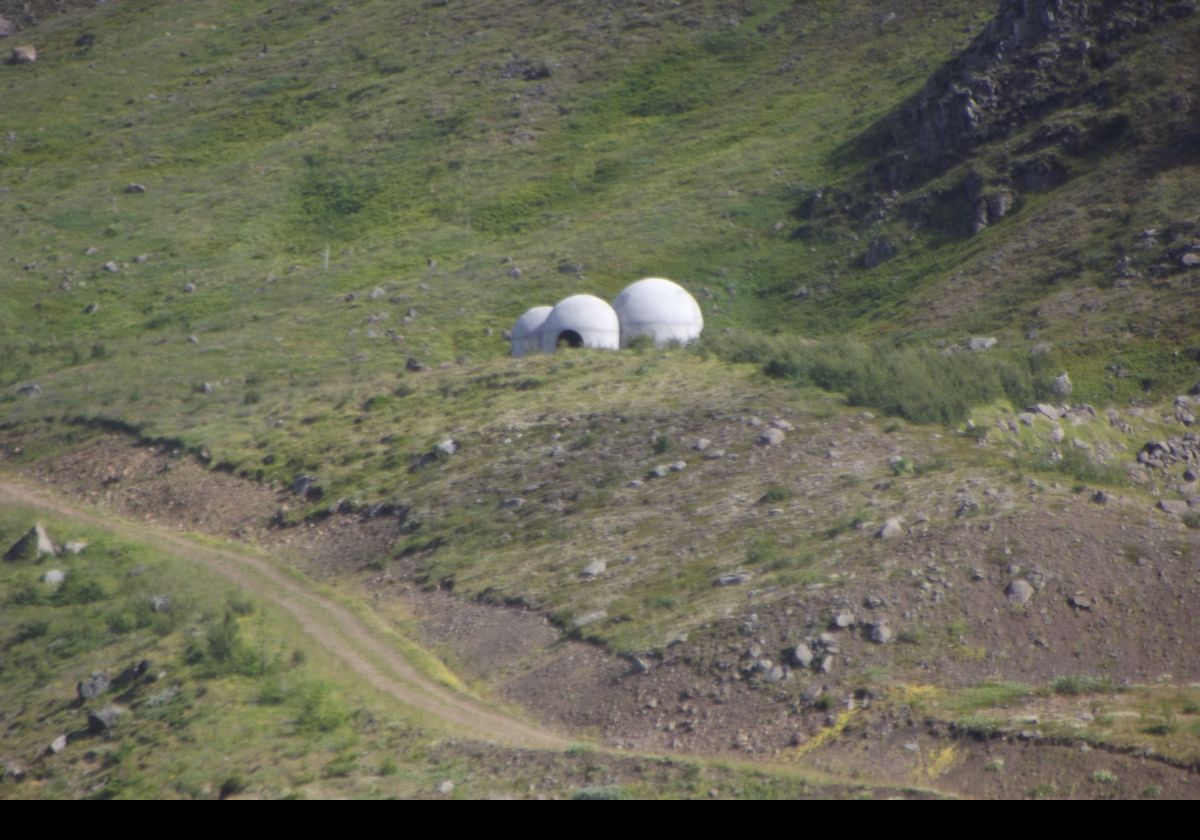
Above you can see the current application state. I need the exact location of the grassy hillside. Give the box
[3,0,1200,798]
[1,0,1196,482]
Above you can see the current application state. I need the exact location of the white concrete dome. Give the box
[612,277,703,347]
[538,294,620,353]
[510,305,552,357]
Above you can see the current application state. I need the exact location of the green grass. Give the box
[1050,674,1122,698]
[2,0,1200,798]
[1,0,1194,510]
[1,502,894,799]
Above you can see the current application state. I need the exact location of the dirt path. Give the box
[0,478,570,751]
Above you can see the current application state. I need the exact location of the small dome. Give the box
[538,295,620,353]
[510,305,552,357]
[612,277,703,347]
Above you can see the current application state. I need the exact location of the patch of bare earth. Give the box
[6,425,1200,796]
[808,718,1198,799]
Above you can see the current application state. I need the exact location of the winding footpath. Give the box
[0,478,570,751]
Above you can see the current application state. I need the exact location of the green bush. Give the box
[53,571,108,605]
[710,333,1049,425]
[297,682,349,732]
[1050,674,1120,696]
[758,484,794,504]
[186,609,271,677]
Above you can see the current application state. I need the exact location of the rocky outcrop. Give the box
[864,0,1195,191]
[801,0,1197,238]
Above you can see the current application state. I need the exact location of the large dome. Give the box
[612,277,703,347]
[538,294,620,353]
[510,305,552,357]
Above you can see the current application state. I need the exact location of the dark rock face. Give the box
[1012,153,1069,193]
[857,237,898,269]
[804,0,1196,239]
[868,0,1194,189]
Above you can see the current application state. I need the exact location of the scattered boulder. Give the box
[102,261,119,273]
[1030,342,1052,355]
[435,439,458,456]
[369,287,385,299]
[198,381,214,394]
[124,183,147,194]
[1068,593,1095,611]
[1182,252,1200,268]
[670,460,687,472]
[15,382,40,397]
[3,760,24,782]
[966,336,997,352]
[876,518,903,539]
[557,261,583,275]
[1091,490,1112,504]
[818,654,835,674]
[1052,372,1073,397]
[87,705,124,735]
[790,644,814,668]
[10,45,36,63]
[649,464,670,478]
[1005,579,1035,605]
[183,282,196,293]
[436,780,454,795]
[4,524,54,562]
[0,17,14,37]
[113,659,151,689]
[580,560,606,578]
[757,428,785,447]
[867,622,893,644]
[1158,499,1188,515]
[34,523,53,555]
[48,735,68,755]
[713,572,751,587]
[405,357,430,372]
[150,595,171,613]
[498,498,525,510]
[692,438,711,452]
[832,611,855,629]
[42,569,65,585]
[572,610,607,629]
[77,672,111,702]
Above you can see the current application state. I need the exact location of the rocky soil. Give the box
[6,410,1198,796]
